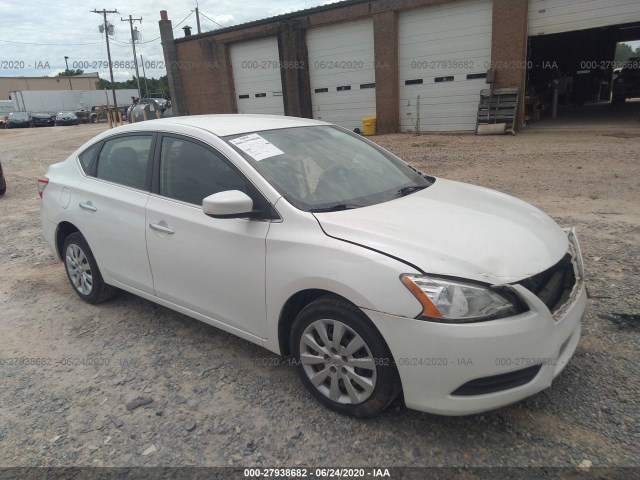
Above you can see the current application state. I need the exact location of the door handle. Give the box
[79,201,97,212]
[149,222,175,234]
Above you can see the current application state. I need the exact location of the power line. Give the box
[12,28,98,38]
[173,11,196,30]
[0,39,102,46]
[110,11,194,45]
[0,10,195,49]
[198,10,227,29]
[111,37,160,46]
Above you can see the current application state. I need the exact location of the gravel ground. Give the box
[0,123,638,473]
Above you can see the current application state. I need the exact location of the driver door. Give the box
[145,134,271,338]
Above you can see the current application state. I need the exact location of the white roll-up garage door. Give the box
[306,19,376,130]
[529,0,640,36]
[398,0,493,132]
[230,37,284,115]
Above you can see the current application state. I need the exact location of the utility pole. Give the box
[195,0,201,34]
[121,15,142,99]
[92,9,119,108]
[64,56,73,89]
[140,54,149,98]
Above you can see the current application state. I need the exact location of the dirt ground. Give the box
[0,122,638,471]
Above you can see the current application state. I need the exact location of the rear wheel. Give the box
[290,295,401,417]
[62,232,118,304]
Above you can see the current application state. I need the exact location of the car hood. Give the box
[313,178,568,283]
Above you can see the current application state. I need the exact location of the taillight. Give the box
[37,177,49,198]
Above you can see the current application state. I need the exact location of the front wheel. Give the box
[290,295,401,417]
[611,92,625,105]
[62,232,118,304]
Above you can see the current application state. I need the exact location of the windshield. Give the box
[224,126,433,211]
[58,112,74,116]
[9,112,28,119]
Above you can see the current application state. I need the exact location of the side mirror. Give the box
[202,190,253,218]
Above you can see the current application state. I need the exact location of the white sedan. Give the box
[39,115,586,417]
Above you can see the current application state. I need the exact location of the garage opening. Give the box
[229,37,285,116]
[306,19,376,131]
[525,23,640,129]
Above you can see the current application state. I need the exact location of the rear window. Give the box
[78,143,100,174]
[95,135,153,190]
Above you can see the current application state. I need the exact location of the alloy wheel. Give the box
[65,244,93,295]
[299,319,377,405]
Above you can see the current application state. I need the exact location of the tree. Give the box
[615,43,638,63]
[57,68,84,77]
[98,75,171,99]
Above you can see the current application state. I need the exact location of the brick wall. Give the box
[278,21,312,118]
[373,11,399,134]
[491,0,529,128]
[166,0,530,132]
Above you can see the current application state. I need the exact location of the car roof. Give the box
[112,114,331,137]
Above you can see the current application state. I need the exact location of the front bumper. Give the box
[364,230,586,416]
[31,120,54,127]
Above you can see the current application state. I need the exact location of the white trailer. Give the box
[0,100,13,115]
[10,89,138,115]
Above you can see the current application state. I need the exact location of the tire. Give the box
[290,295,401,417]
[611,92,625,105]
[62,232,118,304]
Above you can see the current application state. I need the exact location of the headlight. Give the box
[400,274,525,323]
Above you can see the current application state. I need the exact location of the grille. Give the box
[517,254,576,314]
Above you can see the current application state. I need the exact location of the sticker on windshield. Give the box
[229,133,284,161]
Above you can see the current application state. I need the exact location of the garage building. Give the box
[158,0,640,133]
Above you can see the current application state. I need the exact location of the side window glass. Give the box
[96,135,153,190]
[159,137,248,205]
[78,143,100,174]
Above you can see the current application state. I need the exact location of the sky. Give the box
[0,0,342,81]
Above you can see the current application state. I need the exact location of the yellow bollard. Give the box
[143,109,148,121]
[107,110,113,129]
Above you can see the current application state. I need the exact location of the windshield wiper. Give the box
[310,203,362,213]
[396,185,428,197]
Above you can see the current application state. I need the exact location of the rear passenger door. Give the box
[74,133,155,294]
